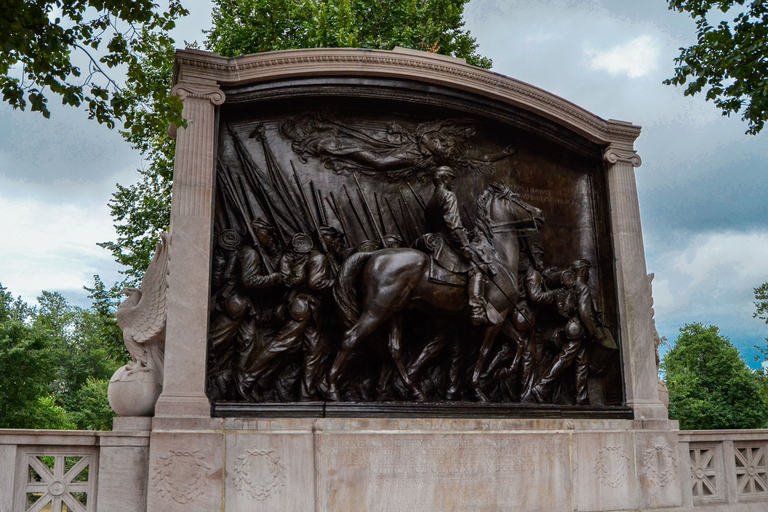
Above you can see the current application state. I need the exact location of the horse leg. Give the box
[446,334,463,401]
[407,328,449,383]
[472,322,504,402]
[388,313,426,401]
[376,364,394,399]
[327,311,383,401]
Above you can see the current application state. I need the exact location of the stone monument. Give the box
[109,47,679,512]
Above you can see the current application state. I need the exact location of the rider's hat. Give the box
[434,165,456,178]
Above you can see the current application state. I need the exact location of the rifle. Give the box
[344,185,372,240]
[385,197,406,243]
[291,162,338,276]
[352,173,386,247]
[326,194,352,247]
[216,162,275,274]
[406,180,426,211]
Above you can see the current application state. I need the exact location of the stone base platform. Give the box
[145,417,685,512]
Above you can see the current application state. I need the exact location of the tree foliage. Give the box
[663,323,768,429]
[0,0,187,128]
[206,0,492,68]
[0,285,60,428]
[665,0,768,134]
[0,282,124,430]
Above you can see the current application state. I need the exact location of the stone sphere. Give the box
[108,365,162,417]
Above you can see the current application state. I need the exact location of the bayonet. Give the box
[352,173,386,247]
[406,180,426,211]
[344,185,372,241]
[292,162,337,275]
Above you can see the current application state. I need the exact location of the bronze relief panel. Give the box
[206,84,624,415]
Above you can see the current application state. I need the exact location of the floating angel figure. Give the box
[281,112,515,180]
[109,232,170,416]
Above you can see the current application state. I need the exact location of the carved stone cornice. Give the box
[171,83,226,105]
[604,145,642,168]
[172,48,642,147]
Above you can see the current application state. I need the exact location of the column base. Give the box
[629,399,669,420]
[153,392,211,418]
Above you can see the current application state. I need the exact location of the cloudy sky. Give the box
[1,0,766,367]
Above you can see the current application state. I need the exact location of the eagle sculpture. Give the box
[115,231,170,387]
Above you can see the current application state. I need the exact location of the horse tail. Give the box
[333,252,374,329]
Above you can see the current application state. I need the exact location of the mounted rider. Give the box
[425,166,496,325]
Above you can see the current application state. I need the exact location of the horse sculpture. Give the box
[328,183,544,401]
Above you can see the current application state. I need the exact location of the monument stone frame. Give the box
[139,47,676,512]
[157,47,665,423]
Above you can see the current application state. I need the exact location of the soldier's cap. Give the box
[291,233,314,254]
[251,218,275,233]
[317,225,343,239]
[571,259,592,270]
[383,234,404,247]
[357,240,378,252]
[434,165,456,178]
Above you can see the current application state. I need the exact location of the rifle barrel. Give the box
[344,185,371,240]
[406,181,426,211]
[385,197,406,243]
[327,194,352,246]
[398,189,422,240]
[352,173,386,246]
[291,162,337,276]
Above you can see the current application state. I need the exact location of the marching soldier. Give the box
[244,232,334,400]
[531,260,605,405]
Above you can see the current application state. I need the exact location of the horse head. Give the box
[475,183,544,238]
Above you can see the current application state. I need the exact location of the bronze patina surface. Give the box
[206,77,625,416]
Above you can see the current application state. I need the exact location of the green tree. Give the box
[206,0,492,68]
[34,290,122,429]
[69,377,116,431]
[83,275,129,363]
[663,323,768,429]
[98,37,176,284]
[0,285,64,428]
[0,283,123,430]
[665,0,768,134]
[104,0,491,279]
[0,0,187,127]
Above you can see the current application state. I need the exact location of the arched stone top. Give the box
[173,47,641,149]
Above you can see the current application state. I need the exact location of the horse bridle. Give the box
[488,217,540,235]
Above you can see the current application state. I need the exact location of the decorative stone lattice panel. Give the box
[735,444,768,498]
[690,446,719,502]
[19,449,98,512]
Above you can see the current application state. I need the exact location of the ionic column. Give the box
[604,143,668,421]
[153,83,225,418]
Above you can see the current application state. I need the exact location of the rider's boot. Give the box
[470,305,491,325]
[468,270,491,325]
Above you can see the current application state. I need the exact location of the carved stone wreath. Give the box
[152,450,211,504]
[643,444,678,487]
[232,449,286,500]
[595,446,630,488]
